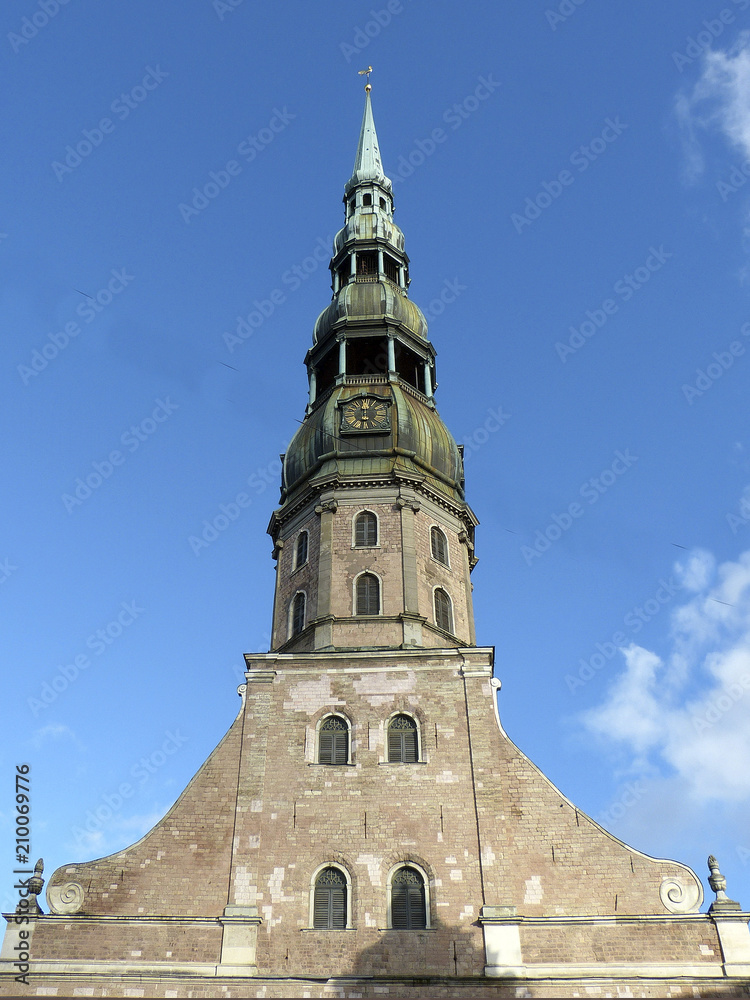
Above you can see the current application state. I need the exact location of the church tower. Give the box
[3,84,750,999]
[268,83,477,655]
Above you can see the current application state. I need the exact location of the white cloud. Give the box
[674,547,715,592]
[28,723,83,751]
[583,645,663,755]
[582,549,750,805]
[675,33,750,181]
[696,32,750,159]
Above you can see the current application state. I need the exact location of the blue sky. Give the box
[3,0,750,916]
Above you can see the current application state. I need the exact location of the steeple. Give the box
[267,83,478,654]
[345,84,392,195]
[332,84,406,299]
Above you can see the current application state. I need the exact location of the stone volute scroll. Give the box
[658,873,701,914]
[396,498,421,513]
[236,682,248,715]
[314,499,338,516]
[48,879,85,915]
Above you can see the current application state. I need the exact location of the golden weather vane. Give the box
[358,65,373,91]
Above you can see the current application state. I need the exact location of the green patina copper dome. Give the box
[282,382,463,502]
[313,280,429,344]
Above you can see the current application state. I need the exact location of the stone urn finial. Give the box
[708,855,740,913]
[16,858,45,915]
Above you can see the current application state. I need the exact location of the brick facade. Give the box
[271,486,476,652]
[4,647,748,996]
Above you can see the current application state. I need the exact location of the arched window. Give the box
[362,193,372,206]
[291,592,306,636]
[391,867,426,929]
[355,573,380,616]
[318,716,349,765]
[295,531,308,569]
[313,867,347,929]
[430,526,449,566]
[354,511,378,547]
[388,715,418,763]
[434,588,453,633]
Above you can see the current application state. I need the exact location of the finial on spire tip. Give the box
[358,65,373,90]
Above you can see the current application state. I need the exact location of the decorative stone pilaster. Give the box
[479,905,524,977]
[1,912,38,973]
[707,855,750,976]
[218,904,262,973]
[457,530,477,645]
[314,499,338,647]
[397,496,421,645]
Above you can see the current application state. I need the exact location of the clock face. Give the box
[341,397,390,432]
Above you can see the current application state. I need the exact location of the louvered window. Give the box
[313,867,347,929]
[384,255,399,283]
[391,867,426,929]
[388,715,418,762]
[357,251,378,274]
[318,716,349,765]
[295,531,308,569]
[354,511,377,547]
[356,573,380,616]
[430,526,448,565]
[291,592,306,635]
[434,588,453,633]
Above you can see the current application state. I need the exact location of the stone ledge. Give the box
[215,964,259,976]
[485,962,726,979]
[2,962,740,985]
[220,905,261,925]
[2,914,222,926]
[481,910,735,926]
[725,963,750,976]
[299,927,357,933]
[244,646,494,666]
[0,960,222,977]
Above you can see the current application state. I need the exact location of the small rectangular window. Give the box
[355,512,378,547]
[295,532,308,568]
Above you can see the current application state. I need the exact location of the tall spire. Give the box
[266,79,479,654]
[345,81,392,195]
